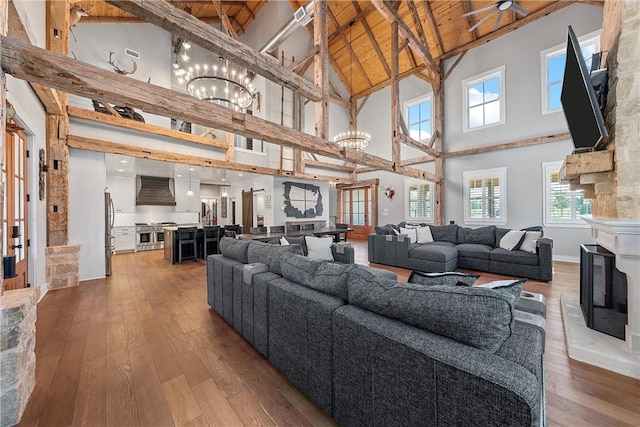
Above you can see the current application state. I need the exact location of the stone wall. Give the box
[0,288,37,426]
[594,0,640,219]
[46,244,80,289]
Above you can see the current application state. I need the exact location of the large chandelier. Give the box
[173,39,255,111]
[333,131,371,151]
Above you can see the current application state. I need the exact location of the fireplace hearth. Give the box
[580,244,628,340]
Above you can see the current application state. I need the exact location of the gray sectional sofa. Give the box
[207,237,546,427]
[369,224,554,281]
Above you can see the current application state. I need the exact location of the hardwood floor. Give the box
[18,242,640,427]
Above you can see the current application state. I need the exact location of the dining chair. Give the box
[336,223,349,242]
[301,223,315,230]
[250,226,268,234]
[286,224,301,232]
[270,225,285,233]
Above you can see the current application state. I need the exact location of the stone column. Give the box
[46,244,80,289]
[0,288,38,426]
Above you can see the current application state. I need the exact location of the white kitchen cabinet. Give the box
[106,174,136,213]
[112,226,136,253]
[174,179,200,212]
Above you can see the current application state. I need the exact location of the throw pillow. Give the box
[518,231,541,253]
[499,230,526,251]
[416,226,434,244]
[281,235,308,256]
[408,271,479,287]
[429,224,459,244]
[247,241,303,275]
[399,227,417,243]
[304,236,334,261]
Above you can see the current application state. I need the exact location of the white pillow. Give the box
[399,227,417,243]
[499,230,526,251]
[519,231,542,253]
[416,226,434,244]
[304,236,334,261]
[280,236,289,246]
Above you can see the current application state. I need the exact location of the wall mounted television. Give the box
[560,25,609,153]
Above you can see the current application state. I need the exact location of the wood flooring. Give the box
[17,242,640,426]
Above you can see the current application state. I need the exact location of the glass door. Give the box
[3,130,28,291]
[340,186,374,240]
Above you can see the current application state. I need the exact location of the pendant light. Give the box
[187,167,194,196]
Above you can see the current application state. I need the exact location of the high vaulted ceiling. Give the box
[77,0,602,98]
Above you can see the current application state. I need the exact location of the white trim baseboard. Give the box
[37,283,49,303]
[553,255,580,263]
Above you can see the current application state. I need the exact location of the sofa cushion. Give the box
[309,262,357,300]
[375,224,399,235]
[456,243,493,260]
[281,235,308,255]
[280,254,321,287]
[498,230,526,251]
[458,226,496,246]
[409,244,458,262]
[304,236,334,261]
[247,241,303,275]
[408,271,479,287]
[219,237,251,263]
[490,248,540,266]
[347,269,524,352]
[519,231,542,253]
[429,224,459,244]
[495,227,511,246]
[416,226,434,244]
[399,227,417,243]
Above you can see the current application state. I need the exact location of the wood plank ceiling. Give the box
[76,0,595,98]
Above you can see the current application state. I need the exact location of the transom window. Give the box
[404,95,432,142]
[405,178,433,221]
[463,167,507,224]
[541,30,600,114]
[542,161,591,226]
[462,66,505,131]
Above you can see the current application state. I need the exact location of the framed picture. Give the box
[283,182,323,218]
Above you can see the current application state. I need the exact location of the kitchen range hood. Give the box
[136,176,176,206]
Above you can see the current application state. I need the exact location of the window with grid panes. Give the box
[462,66,505,131]
[405,179,432,221]
[542,161,591,226]
[463,168,506,224]
[405,95,432,142]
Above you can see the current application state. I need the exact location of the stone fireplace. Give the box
[560,0,639,379]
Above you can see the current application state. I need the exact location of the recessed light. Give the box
[120,160,127,163]
[221,178,226,182]
[177,174,182,177]
[117,168,124,172]
[189,167,195,171]
[238,173,243,177]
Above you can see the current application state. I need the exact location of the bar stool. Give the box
[177,227,197,263]
[270,225,285,234]
[301,223,315,230]
[203,225,221,256]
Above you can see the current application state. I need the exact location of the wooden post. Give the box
[45,0,70,246]
[391,21,400,168]
[433,60,445,225]
[313,0,328,140]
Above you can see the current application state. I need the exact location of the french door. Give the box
[2,129,28,291]
[337,181,378,240]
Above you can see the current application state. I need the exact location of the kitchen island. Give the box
[163,224,205,264]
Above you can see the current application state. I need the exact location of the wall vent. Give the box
[125,48,140,59]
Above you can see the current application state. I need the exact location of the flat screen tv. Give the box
[560,25,609,153]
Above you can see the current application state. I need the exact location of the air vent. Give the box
[293,6,311,26]
[125,48,140,59]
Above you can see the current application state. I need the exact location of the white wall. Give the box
[69,149,107,280]
[12,0,46,48]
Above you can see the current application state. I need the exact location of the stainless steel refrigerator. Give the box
[105,192,115,276]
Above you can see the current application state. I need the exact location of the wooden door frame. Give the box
[336,179,379,228]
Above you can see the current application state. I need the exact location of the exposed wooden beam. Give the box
[211,0,237,39]
[314,0,329,140]
[242,3,256,20]
[80,15,224,25]
[288,45,318,72]
[443,132,572,159]
[421,0,444,57]
[328,10,372,88]
[67,134,285,176]
[371,0,440,79]
[97,100,122,118]
[1,35,432,179]
[444,51,467,80]
[329,55,352,94]
[304,159,355,173]
[7,0,63,115]
[351,0,391,79]
[355,166,378,173]
[442,2,575,60]
[462,1,479,41]
[356,95,370,115]
[105,0,322,101]
[406,0,429,51]
[401,155,434,166]
[400,133,440,158]
[561,150,614,180]
[354,64,427,99]
[327,3,377,45]
[391,21,401,166]
[404,45,418,68]
[67,106,228,149]
[329,93,351,110]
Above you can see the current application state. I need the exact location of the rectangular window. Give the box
[405,178,433,222]
[542,161,591,226]
[462,66,505,131]
[404,95,432,142]
[463,168,507,224]
[541,30,600,115]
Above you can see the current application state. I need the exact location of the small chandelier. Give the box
[333,131,371,151]
[173,39,255,111]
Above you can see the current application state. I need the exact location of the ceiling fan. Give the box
[463,0,529,32]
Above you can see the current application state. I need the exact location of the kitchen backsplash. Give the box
[113,206,199,227]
